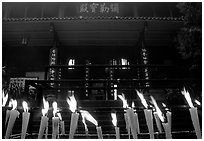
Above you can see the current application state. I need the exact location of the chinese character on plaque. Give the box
[80,3,89,13]
[90,3,99,13]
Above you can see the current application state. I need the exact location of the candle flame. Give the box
[8,99,13,107]
[67,95,77,113]
[111,113,117,127]
[80,110,98,126]
[22,101,29,112]
[57,113,62,120]
[194,99,201,106]
[11,99,17,110]
[118,93,128,109]
[162,103,167,107]
[2,89,8,106]
[150,96,165,122]
[132,101,135,108]
[181,88,194,108]
[136,90,148,109]
[42,97,49,116]
[52,101,58,117]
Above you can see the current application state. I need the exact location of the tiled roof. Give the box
[3,16,184,22]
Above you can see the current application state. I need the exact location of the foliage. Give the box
[175,2,202,71]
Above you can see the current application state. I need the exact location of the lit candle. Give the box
[150,96,172,139]
[132,102,140,134]
[21,101,30,139]
[181,88,201,139]
[111,113,120,139]
[80,110,103,139]
[153,112,162,133]
[5,99,20,139]
[136,90,154,139]
[96,126,103,139]
[52,101,60,139]
[38,97,49,139]
[67,95,79,139]
[5,99,12,127]
[118,94,131,138]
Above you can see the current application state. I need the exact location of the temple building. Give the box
[2,2,202,139]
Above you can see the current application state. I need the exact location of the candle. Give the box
[67,95,79,139]
[181,88,201,139]
[111,113,120,139]
[38,111,49,139]
[5,99,20,139]
[166,111,172,130]
[21,101,30,139]
[96,126,103,139]
[127,109,138,139]
[132,102,140,134]
[118,94,130,138]
[52,116,59,139]
[136,90,154,139]
[144,109,154,139]
[38,97,49,139]
[5,99,12,127]
[153,112,162,133]
[162,122,172,139]
[189,107,201,139]
[124,113,130,138]
[69,112,79,139]
[52,101,60,139]
[60,121,65,135]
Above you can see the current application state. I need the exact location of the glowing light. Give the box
[131,101,135,108]
[181,88,194,108]
[52,101,58,117]
[162,103,167,107]
[111,113,117,127]
[57,113,62,120]
[22,101,29,112]
[118,93,128,108]
[136,90,148,109]
[67,95,77,113]
[11,99,17,110]
[150,96,165,122]
[42,97,49,116]
[80,110,98,126]
[194,99,201,106]
[68,59,75,69]
[2,90,8,106]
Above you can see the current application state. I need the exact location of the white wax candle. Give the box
[166,111,172,130]
[126,108,138,139]
[5,109,20,139]
[134,112,140,134]
[52,117,60,139]
[144,109,154,139]
[60,121,65,135]
[21,112,30,139]
[115,126,120,139]
[96,126,103,139]
[69,112,79,139]
[124,113,130,138]
[189,107,201,139]
[38,116,49,139]
[153,112,162,133]
[5,109,11,127]
[162,122,172,139]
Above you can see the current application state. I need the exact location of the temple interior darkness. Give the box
[2,2,202,139]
